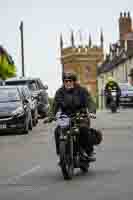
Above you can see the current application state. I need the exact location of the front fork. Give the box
[59,128,74,164]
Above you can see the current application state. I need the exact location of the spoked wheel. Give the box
[59,140,74,180]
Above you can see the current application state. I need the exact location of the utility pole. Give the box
[20,21,25,77]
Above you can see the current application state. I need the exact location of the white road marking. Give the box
[7,165,41,184]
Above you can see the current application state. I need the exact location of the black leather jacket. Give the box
[52,85,96,116]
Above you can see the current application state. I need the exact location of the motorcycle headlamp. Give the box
[73,127,79,132]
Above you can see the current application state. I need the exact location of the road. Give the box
[0,109,133,199]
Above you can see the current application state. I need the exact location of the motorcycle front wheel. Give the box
[59,140,74,180]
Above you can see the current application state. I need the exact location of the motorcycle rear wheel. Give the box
[110,102,117,113]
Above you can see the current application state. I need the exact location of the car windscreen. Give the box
[0,88,21,102]
[119,84,128,90]
[120,84,133,91]
[6,80,27,86]
[6,80,37,91]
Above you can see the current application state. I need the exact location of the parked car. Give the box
[18,85,38,126]
[0,86,32,134]
[119,83,133,107]
[0,80,5,86]
[5,77,49,118]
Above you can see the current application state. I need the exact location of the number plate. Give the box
[57,117,70,128]
[0,124,7,129]
[111,91,116,96]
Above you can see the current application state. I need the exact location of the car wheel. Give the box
[33,110,38,126]
[22,120,29,134]
[33,118,36,126]
[36,118,38,124]
[29,118,33,130]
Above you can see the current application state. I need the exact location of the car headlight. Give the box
[12,107,24,116]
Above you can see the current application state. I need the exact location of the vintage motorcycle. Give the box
[55,110,97,180]
[109,90,118,113]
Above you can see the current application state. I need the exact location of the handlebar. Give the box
[43,112,96,124]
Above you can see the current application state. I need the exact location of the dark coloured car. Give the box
[119,83,133,107]
[5,77,49,118]
[18,85,38,126]
[0,86,32,134]
[0,80,4,86]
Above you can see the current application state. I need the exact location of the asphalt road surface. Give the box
[0,109,133,200]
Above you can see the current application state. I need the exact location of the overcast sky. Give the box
[0,0,133,96]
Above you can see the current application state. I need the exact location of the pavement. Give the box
[0,109,133,199]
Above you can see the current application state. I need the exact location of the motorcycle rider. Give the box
[104,76,121,108]
[51,72,101,161]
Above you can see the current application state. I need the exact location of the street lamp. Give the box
[20,21,25,77]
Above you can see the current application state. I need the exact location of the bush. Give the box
[0,46,16,80]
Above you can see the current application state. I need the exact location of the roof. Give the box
[5,77,40,82]
[98,51,133,75]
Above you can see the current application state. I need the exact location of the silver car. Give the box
[119,83,133,107]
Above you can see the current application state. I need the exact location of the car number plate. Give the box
[0,124,6,129]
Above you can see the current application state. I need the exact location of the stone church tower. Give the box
[60,31,104,97]
[119,12,133,51]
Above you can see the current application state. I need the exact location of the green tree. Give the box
[0,46,16,80]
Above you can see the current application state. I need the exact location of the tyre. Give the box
[33,118,37,126]
[110,102,117,113]
[22,120,29,134]
[29,117,33,130]
[36,117,38,124]
[39,113,46,119]
[33,109,38,126]
[59,140,74,180]
[111,106,117,113]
